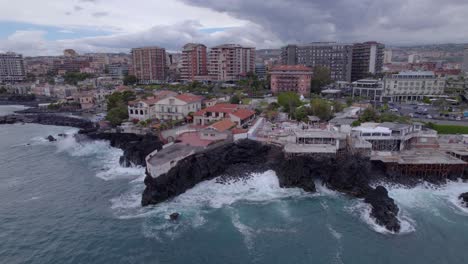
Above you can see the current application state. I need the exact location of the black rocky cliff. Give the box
[142,139,401,232]
[80,131,163,167]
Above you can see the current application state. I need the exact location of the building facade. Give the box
[270,65,313,96]
[352,79,383,101]
[280,42,353,82]
[208,44,255,81]
[382,71,445,102]
[131,47,167,84]
[107,63,129,78]
[0,52,25,83]
[180,43,208,81]
[463,46,468,74]
[351,42,385,82]
[193,103,255,127]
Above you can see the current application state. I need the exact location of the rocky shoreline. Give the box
[0,113,94,129]
[142,139,409,233]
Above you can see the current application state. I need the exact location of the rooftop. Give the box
[371,150,467,165]
[270,65,313,72]
[209,119,236,132]
[148,143,201,167]
[285,143,337,154]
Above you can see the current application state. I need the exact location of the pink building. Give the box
[270,65,313,96]
[181,43,208,81]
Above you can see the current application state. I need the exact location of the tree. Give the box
[359,107,379,122]
[106,105,128,126]
[63,72,94,85]
[123,75,138,85]
[230,94,241,104]
[310,66,332,94]
[422,97,431,104]
[105,91,136,126]
[310,98,333,121]
[294,107,308,122]
[0,86,7,94]
[278,92,301,115]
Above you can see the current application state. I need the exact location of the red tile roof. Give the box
[209,119,236,132]
[230,109,255,120]
[176,94,204,103]
[193,103,239,116]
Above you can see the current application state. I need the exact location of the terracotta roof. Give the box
[154,90,177,98]
[231,128,248,134]
[270,65,312,72]
[230,109,255,120]
[209,119,236,132]
[193,103,240,116]
[176,94,203,103]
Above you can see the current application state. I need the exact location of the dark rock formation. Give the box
[141,139,403,233]
[169,213,180,221]
[459,192,468,207]
[0,114,94,129]
[46,135,57,142]
[81,131,163,167]
[364,186,401,233]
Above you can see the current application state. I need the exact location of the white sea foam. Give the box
[347,200,416,235]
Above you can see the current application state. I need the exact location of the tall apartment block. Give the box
[208,44,255,81]
[0,52,25,83]
[351,41,385,82]
[462,46,468,74]
[131,46,166,84]
[180,43,208,81]
[280,42,353,82]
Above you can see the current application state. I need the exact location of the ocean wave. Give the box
[347,201,416,235]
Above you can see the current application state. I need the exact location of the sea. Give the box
[1,105,468,264]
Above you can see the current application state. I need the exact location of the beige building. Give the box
[131,46,167,84]
[208,44,255,81]
[382,71,445,102]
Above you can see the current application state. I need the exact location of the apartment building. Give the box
[193,103,255,127]
[208,44,255,81]
[270,65,313,96]
[180,43,208,81]
[351,42,385,82]
[382,71,445,102]
[131,46,167,84]
[0,52,25,83]
[280,42,353,82]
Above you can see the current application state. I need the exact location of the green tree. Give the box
[422,97,431,104]
[63,72,94,85]
[278,92,302,115]
[294,107,308,122]
[230,94,241,104]
[123,75,138,85]
[106,105,128,126]
[105,91,136,126]
[310,98,333,121]
[359,107,379,122]
[310,66,332,94]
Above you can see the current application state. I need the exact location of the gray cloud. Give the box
[180,0,468,45]
[74,5,83,11]
[92,12,108,17]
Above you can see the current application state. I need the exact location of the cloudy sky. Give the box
[1,0,468,56]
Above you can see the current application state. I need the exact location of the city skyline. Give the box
[1,0,468,56]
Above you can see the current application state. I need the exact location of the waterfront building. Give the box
[280,42,353,82]
[180,43,208,82]
[382,71,445,102]
[270,65,313,96]
[351,41,385,82]
[131,46,167,84]
[0,52,25,83]
[208,44,255,81]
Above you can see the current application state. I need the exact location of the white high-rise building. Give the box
[383,50,393,64]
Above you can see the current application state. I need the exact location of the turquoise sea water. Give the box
[1,106,468,264]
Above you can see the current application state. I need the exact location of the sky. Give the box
[0,0,468,56]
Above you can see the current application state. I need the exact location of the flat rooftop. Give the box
[284,143,337,154]
[148,143,202,167]
[371,150,466,165]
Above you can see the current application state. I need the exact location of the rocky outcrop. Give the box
[459,192,468,207]
[81,131,163,167]
[141,139,402,233]
[0,114,94,129]
[46,135,57,142]
[364,186,401,233]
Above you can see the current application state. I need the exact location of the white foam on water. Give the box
[382,180,468,216]
[347,200,416,235]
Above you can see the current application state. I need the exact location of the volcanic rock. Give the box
[169,213,180,221]
[46,135,57,142]
[364,186,401,233]
[459,192,468,207]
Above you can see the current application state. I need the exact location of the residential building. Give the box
[463,46,468,74]
[270,65,313,96]
[0,52,25,83]
[78,91,96,110]
[280,42,353,82]
[128,93,203,121]
[107,63,129,78]
[193,103,255,127]
[208,44,256,81]
[255,63,267,80]
[180,43,208,81]
[352,79,383,101]
[131,46,167,84]
[382,71,445,102]
[351,41,385,82]
[384,49,392,64]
